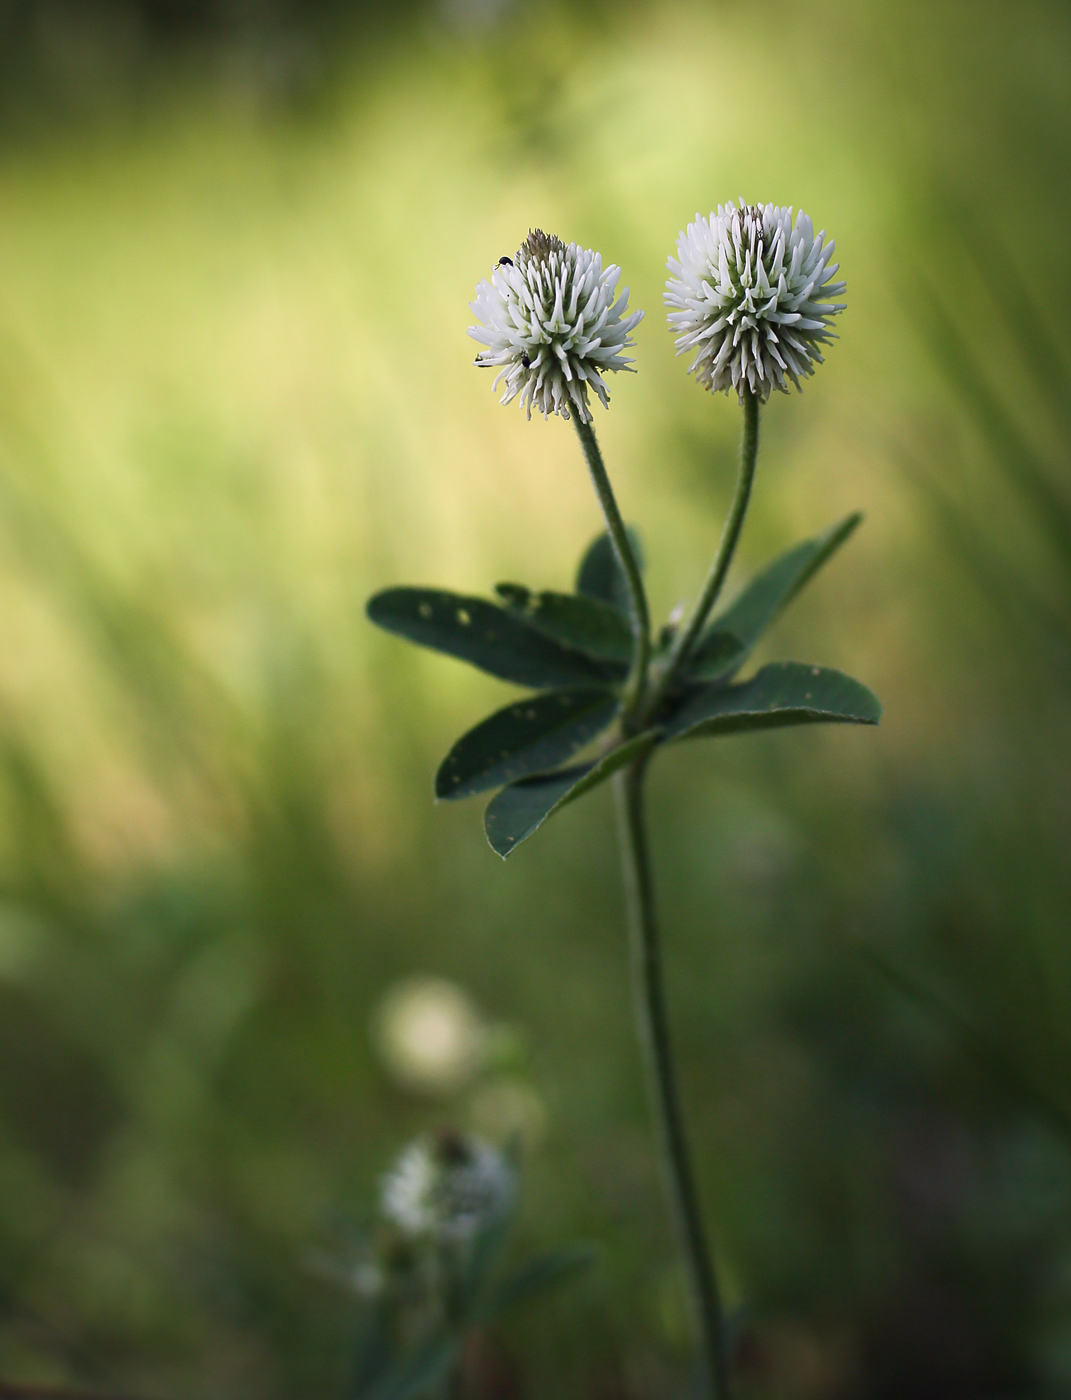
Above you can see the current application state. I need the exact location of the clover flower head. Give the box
[380,1130,515,1243]
[469,229,643,423]
[665,201,846,403]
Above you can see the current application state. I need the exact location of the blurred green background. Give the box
[0,1,1070,1397]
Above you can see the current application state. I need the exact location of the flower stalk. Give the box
[572,416,650,721]
[644,393,760,721]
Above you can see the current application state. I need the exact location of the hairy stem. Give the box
[644,393,759,721]
[573,415,650,720]
[614,758,730,1400]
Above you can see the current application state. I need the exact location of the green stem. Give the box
[644,393,760,721]
[572,415,650,721]
[614,758,730,1400]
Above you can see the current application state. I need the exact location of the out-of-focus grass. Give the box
[0,2,1069,1397]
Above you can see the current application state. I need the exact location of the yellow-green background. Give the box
[0,2,1069,1397]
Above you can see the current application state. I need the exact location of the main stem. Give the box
[644,393,760,722]
[614,759,729,1400]
[573,403,755,1400]
[573,416,650,721]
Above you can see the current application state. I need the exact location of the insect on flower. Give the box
[469,229,643,421]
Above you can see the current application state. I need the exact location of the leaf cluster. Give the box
[367,517,880,858]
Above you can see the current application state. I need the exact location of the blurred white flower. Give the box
[372,977,482,1096]
[380,1131,516,1242]
[665,202,846,403]
[469,229,643,423]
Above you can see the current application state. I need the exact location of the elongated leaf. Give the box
[665,662,881,742]
[494,584,634,667]
[349,1300,393,1400]
[959,220,1071,447]
[575,527,644,617]
[484,728,662,858]
[367,588,615,688]
[484,1245,596,1321]
[484,769,589,858]
[359,1332,458,1400]
[688,514,862,681]
[681,628,744,680]
[918,278,1071,569]
[436,687,618,801]
[457,1211,514,1313]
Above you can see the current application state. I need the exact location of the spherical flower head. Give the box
[469,229,643,423]
[380,1130,516,1244]
[665,202,846,403]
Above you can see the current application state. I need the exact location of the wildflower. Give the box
[469,229,643,422]
[380,1131,515,1243]
[665,202,846,402]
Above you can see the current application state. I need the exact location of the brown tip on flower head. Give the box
[519,228,566,266]
[468,233,644,422]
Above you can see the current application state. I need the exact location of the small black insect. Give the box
[498,256,513,266]
[520,354,531,368]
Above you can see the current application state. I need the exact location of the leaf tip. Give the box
[487,833,514,860]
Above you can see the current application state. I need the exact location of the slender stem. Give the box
[644,393,760,722]
[614,758,730,1400]
[572,415,650,720]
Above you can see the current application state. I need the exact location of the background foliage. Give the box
[0,1,1069,1397]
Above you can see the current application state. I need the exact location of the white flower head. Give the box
[380,1130,516,1244]
[469,229,643,423]
[665,201,846,403]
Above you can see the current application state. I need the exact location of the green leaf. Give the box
[959,219,1071,448]
[435,687,618,801]
[681,628,745,680]
[484,1245,596,1321]
[688,513,862,681]
[484,728,662,858]
[917,277,1071,570]
[494,584,634,667]
[665,662,881,742]
[575,527,644,617]
[349,1300,393,1400]
[458,1210,514,1313]
[367,588,616,689]
[358,1332,458,1400]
